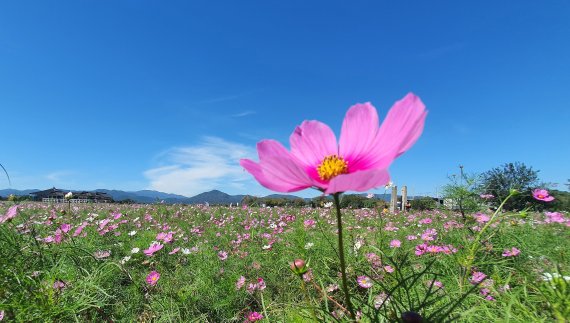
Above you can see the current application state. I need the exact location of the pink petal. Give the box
[376,93,427,160]
[290,120,338,176]
[240,140,315,192]
[325,168,390,194]
[339,103,381,172]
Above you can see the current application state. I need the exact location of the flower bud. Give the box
[290,258,308,275]
[509,188,519,196]
[401,311,424,323]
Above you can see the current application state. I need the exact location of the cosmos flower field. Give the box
[1,201,569,322]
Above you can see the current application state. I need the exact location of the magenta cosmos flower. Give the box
[532,189,555,202]
[240,93,427,194]
[144,242,164,256]
[146,271,160,286]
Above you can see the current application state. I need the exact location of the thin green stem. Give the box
[260,291,269,321]
[461,191,516,290]
[333,193,356,320]
[301,280,318,321]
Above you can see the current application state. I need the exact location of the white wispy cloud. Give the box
[45,170,75,183]
[231,110,256,118]
[144,137,259,196]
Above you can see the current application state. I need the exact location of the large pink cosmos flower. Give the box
[240,93,427,194]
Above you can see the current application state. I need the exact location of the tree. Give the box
[442,165,480,221]
[479,162,539,211]
[410,197,437,210]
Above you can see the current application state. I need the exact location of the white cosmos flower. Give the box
[131,247,140,254]
[542,272,570,282]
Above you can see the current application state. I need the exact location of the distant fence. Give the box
[41,198,110,204]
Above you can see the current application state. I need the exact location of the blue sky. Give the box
[1,1,569,198]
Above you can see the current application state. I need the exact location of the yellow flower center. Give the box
[317,155,348,181]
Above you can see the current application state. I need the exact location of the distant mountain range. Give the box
[0,188,414,205]
[0,188,290,204]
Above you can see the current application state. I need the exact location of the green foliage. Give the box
[548,190,570,212]
[241,195,308,207]
[442,166,481,220]
[410,197,437,210]
[537,270,570,322]
[310,196,330,208]
[339,194,373,208]
[0,202,568,321]
[480,162,540,211]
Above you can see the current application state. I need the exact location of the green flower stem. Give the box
[260,291,269,322]
[462,191,516,289]
[300,280,318,321]
[333,193,356,320]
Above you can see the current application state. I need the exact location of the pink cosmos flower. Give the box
[415,243,428,256]
[532,189,554,202]
[303,219,316,229]
[218,251,228,261]
[357,275,373,288]
[169,247,180,255]
[53,280,66,291]
[144,242,164,256]
[366,252,382,267]
[303,270,314,282]
[470,271,487,284]
[236,276,246,290]
[146,271,160,286]
[240,93,427,194]
[73,222,88,237]
[480,194,494,199]
[389,239,401,248]
[256,277,266,290]
[545,212,566,223]
[474,212,490,224]
[60,223,71,233]
[247,311,264,322]
[502,247,521,257]
[0,205,18,224]
[428,280,444,289]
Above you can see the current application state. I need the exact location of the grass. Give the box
[0,201,568,322]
